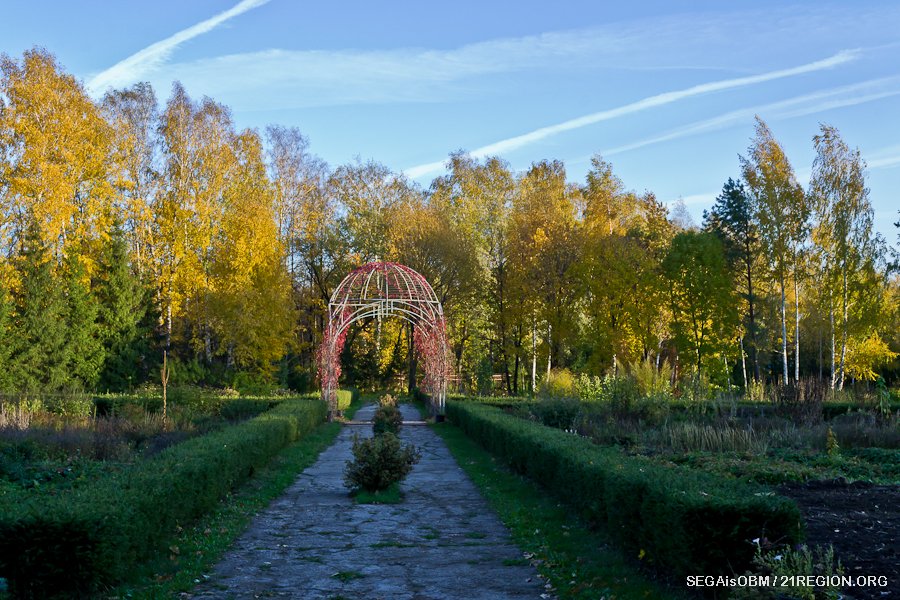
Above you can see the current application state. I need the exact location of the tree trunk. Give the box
[165,302,173,349]
[204,327,213,364]
[838,270,849,390]
[407,322,417,395]
[513,353,520,396]
[740,336,748,389]
[161,350,169,422]
[724,353,732,393]
[830,291,837,389]
[503,352,512,396]
[531,321,537,394]
[226,343,235,369]
[818,330,823,381]
[745,247,760,381]
[546,322,552,379]
[780,276,789,385]
[794,272,801,383]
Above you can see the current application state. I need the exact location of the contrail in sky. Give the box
[603,76,900,156]
[88,0,270,94]
[404,49,860,179]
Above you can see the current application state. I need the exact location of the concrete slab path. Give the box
[190,403,547,599]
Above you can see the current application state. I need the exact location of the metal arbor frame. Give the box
[318,262,449,417]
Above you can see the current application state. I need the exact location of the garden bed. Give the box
[0,397,327,597]
[778,479,900,600]
[0,393,311,497]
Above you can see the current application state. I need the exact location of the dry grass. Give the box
[656,422,769,454]
[0,401,33,429]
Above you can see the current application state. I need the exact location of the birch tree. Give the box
[741,118,807,384]
[0,49,114,270]
[101,83,160,277]
[157,83,235,353]
[810,124,877,388]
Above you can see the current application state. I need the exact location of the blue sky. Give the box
[2,0,899,240]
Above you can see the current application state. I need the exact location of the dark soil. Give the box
[779,479,899,599]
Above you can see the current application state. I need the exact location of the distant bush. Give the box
[447,393,530,406]
[747,380,767,403]
[603,375,641,416]
[538,368,577,399]
[772,378,828,424]
[575,373,604,402]
[412,387,430,405]
[0,397,42,429]
[531,397,580,429]
[231,371,278,396]
[446,401,802,579]
[373,405,402,436]
[378,393,397,408]
[344,432,420,492]
[574,371,669,421]
[165,356,207,386]
[732,543,844,599]
[628,357,674,401]
[44,392,94,420]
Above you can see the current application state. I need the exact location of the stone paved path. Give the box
[190,404,546,599]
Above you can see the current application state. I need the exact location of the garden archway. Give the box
[318,262,449,418]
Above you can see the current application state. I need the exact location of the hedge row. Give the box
[446,401,802,578]
[0,398,327,598]
[446,393,530,407]
[335,388,360,412]
[91,393,307,418]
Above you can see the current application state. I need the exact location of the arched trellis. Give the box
[318,262,449,418]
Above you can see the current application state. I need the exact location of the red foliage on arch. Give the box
[318,262,449,417]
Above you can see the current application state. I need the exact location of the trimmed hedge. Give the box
[446,393,532,408]
[92,394,291,418]
[446,401,802,578]
[335,389,356,412]
[0,398,326,598]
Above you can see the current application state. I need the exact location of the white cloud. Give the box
[867,144,900,170]
[404,50,860,178]
[123,19,731,110]
[87,0,270,94]
[603,76,900,157]
[104,4,890,113]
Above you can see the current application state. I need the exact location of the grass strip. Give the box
[432,422,685,600]
[352,482,403,504]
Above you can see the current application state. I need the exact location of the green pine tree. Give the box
[94,222,151,391]
[0,280,13,392]
[8,223,71,392]
[62,251,105,389]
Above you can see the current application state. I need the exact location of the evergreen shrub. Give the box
[372,405,402,435]
[343,432,420,492]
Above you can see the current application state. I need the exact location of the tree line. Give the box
[0,48,897,395]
